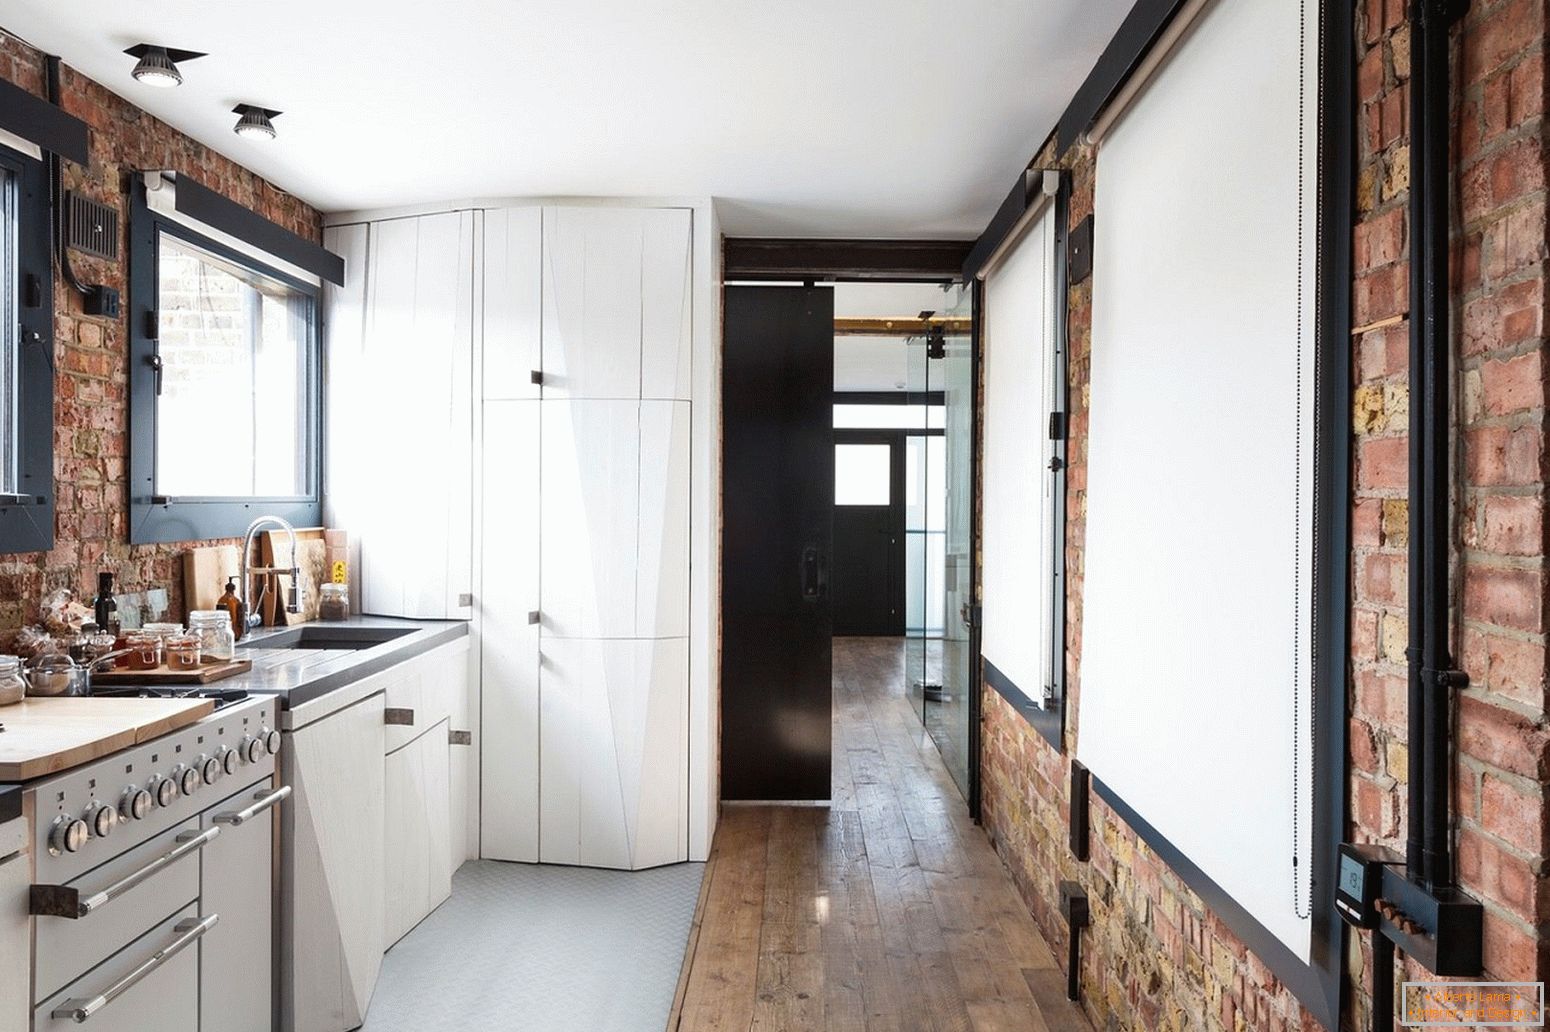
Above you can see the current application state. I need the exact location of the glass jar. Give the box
[0,656,24,706]
[164,633,202,670]
[123,634,162,670]
[189,610,235,664]
[318,583,350,622]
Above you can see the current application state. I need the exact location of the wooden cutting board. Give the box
[261,529,326,625]
[91,658,253,686]
[0,697,215,781]
[183,544,241,614]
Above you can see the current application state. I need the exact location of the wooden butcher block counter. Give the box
[0,696,214,781]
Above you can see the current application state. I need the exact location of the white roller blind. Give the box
[1076,0,1319,959]
[981,201,1058,705]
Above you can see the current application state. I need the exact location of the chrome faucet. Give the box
[239,515,302,631]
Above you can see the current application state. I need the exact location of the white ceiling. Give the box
[2,0,1130,235]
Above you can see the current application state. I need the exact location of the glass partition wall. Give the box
[905,282,975,801]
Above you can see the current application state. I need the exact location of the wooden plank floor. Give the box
[671,637,1091,1032]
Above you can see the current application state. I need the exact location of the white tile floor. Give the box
[362,859,705,1032]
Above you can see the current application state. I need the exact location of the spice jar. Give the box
[188,610,235,663]
[0,656,24,706]
[164,633,202,670]
[318,583,350,622]
[123,633,162,671]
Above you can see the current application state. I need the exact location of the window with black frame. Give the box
[129,175,324,543]
[0,140,55,554]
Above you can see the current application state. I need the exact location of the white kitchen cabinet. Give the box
[343,211,474,621]
[637,400,691,639]
[479,401,540,862]
[0,816,27,1032]
[540,400,641,639]
[483,207,543,401]
[539,637,687,869]
[281,693,385,1032]
[384,720,453,947]
[541,207,693,400]
[322,223,371,614]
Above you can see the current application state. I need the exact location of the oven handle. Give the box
[213,784,291,826]
[31,827,220,919]
[51,913,218,1023]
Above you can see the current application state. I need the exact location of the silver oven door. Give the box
[202,777,283,1032]
[33,902,206,1032]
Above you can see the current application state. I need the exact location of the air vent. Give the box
[66,192,118,260]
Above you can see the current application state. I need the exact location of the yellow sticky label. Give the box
[331,560,348,584]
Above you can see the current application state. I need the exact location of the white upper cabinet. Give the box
[636,400,691,638]
[482,208,543,401]
[541,207,692,401]
[352,212,475,620]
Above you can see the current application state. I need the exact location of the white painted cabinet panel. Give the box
[540,400,640,638]
[281,693,385,1032]
[479,401,540,861]
[384,722,453,947]
[538,637,687,869]
[639,208,693,401]
[351,211,474,620]
[322,223,370,612]
[483,208,543,400]
[636,401,691,638]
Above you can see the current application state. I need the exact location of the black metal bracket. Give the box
[1059,881,1090,1002]
[1068,215,1094,284]
[1070,761,1090,861]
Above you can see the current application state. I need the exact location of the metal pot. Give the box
[23,650,133,698]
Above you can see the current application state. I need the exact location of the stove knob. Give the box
[175,763,200,797]
[220,746,240,776]
[148,775,177,808]
[51,816,88,854]
[120,786,152,821]
[199,754,223,786]
[241,735,264,764]
[263,728,281,755]
[88,803,117,839]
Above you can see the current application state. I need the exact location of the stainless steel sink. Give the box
[239,626,414,651]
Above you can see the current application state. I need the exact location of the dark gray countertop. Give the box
[227,615,469,710]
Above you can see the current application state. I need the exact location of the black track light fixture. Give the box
[124,44,206,88]
[232,105,281,140]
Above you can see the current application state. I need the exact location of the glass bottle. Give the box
[216,578,243,640]
[93,572,120,637]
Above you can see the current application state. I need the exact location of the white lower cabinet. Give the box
[281,694,386,1032]
[384,720,453,946]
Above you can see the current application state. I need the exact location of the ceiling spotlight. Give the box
[124,44,205,87]
[233,105,281,140]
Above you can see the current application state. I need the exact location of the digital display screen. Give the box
[1339,853,1366,899]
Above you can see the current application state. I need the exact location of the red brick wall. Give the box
[979,1,1550,1029]
[0,33,321,627]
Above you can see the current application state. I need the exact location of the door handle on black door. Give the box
[801,547,826,601]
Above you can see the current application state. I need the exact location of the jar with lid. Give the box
[164,633,202,670]
[0,656,24,706]
[318,583,350,622]
[188,610,235,663]
[123,633,162,671]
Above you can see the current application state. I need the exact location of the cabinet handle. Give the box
[213,785,292,827]
[51,914,218,1022]
[449,729,472,746]
[385,707,415,726]
[31,827,220,919]
[527,610,540,625]
[530,370,544,386]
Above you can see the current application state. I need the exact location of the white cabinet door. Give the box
[281,694,385,1032]
[356,211,474,620]
[636,400,690,639]
[539,637,687,869]
[384,722,453,947]
[479,401,540,861]
[541,208,692,401]
[540,400,640,638]
[483,208,543,401]
[322,224,370,612]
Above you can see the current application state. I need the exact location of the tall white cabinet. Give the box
[328,203,698,873]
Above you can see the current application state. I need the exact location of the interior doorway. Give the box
[721,266,979,810]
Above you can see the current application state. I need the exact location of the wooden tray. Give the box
[91,657,253,686]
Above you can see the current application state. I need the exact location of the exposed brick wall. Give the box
[978,2,1550,1030]
[0,32,321,627]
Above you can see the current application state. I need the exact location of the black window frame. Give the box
[0,141,55,555]
[128,176,322,543]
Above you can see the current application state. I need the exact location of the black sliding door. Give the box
[721,285,834,801]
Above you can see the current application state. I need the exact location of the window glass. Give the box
[835,443,890,505]
[155,233,313,497]
[0,166,16,496]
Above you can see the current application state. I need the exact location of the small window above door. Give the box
[835,443,891,505]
